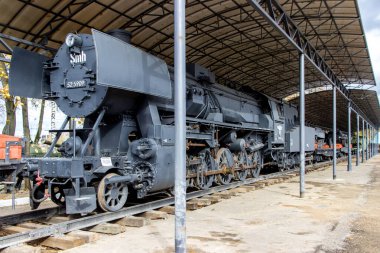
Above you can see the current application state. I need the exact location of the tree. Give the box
[21,97,31,156]
[0,55,19,135]
[34,99,45,144]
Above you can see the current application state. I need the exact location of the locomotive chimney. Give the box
[107,29,132,44]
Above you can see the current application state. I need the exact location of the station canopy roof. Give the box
[289,89,380,131]
[0,0,378,127]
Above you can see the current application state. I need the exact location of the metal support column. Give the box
[174,0,187,252]
[372,129,374,155]
[377,129,379,154]
[369,127,372,158]
[370,128,372,157]
[372,128,374,156]
[375,129,377,154]
[373,128,375,156]
[362,119,365,163]
[372,128,376,156]
[333,86,337,180]
[356,114,360,166]
[366,122,369,160]
[374,129,377,155]
[372,128,374,157]
[347,102,352,171]
[369,127,371,158]
[376,129,377,155]
[299,53,305,198]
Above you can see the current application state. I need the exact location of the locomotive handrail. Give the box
[45,116,70,158]
[48,128,92,133]
[186,116,272,132]
[80,109,106,157]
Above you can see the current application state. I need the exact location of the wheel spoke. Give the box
[97,173,129,212]
[50,186,66,206]
[106,196,112,204]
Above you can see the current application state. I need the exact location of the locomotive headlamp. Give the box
[65,33,82,48]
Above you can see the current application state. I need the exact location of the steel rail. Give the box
[0,207,65,227]
[0,158,344,249]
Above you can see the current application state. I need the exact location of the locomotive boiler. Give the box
[9,29,314,214]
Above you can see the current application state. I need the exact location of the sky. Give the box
[0,0,379,140]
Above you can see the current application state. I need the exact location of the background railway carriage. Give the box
[314,129,351,162]
[0,134,25,193]
[8,29,322,214]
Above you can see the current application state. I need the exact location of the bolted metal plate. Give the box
[64,187,97,215]
[9,47,48,99]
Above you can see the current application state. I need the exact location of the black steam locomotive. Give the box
[9,29,317,214]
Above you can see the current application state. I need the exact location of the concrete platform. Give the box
[60,156,380,252]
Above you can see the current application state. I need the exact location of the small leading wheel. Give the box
[216,148,233,185]
[97,173,128,212]
[251,151,262,178]
[196,149,215,190]
[50,185,65,206]
[235,151,249,181]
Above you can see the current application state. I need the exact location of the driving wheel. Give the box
[97,173,128,212]
[216,148,233,185]
[235,151,249,181]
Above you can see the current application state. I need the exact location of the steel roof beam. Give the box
[291,15,359,20]
[0,56,10,63]
[248,0,348,97]
[0,37,12,54]
[0,33,55,52]
[247,0,375,128]
[291,0,351,82]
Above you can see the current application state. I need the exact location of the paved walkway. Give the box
[58,155,378,253]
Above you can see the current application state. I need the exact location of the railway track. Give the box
[0,206,65,227]
[0,158,346,250]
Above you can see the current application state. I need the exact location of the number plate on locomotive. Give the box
[65,80,86,89]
